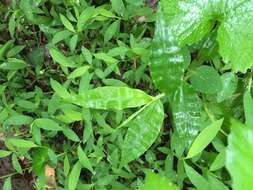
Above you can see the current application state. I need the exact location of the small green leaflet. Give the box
[243,90,253,126]
[3,177,11,190]
[226,120,253,190]
[7,138,38,148]
[110,0,126,17]
[64,155,70,176]
[68,161,82,190]
[77,86,153,110]
[62,127,80,142]
[34,118,62,131]
[210,149,226,171]
[0,150,12,158]
[50,79,72,100]
[184,162,210,190]
[52,30,72,44]
[59,14,75,33]
[171,84,202,156]
[150,12,190,96]
[49,47,76,68]
[94,53,119,65]
[77,145,93,173]
[104,20,120,43]
[12,153,23,174]
[187,118,224,158]
[121,100,164,165]
[190,66,222,94]
[4,115,33,125]
[140,171,179,190]
[68,66,90,79]
[77,7,95,32]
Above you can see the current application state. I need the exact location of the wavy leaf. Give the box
[150,11,190,96]
[121,100,164,165]
[171,84,202,155]
[76,86,153,110]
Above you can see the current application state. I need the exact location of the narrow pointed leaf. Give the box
[77,145,93,173]
[243,90,253,125]
[68,162,82,190]
[187,118,224,158]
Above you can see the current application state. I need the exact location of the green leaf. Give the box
[77,145,93,173]
[210,149,226,171]
[0,40,13,60]
[187,118,224,159]
[0,150,12,158]
[8,12,16,38]
[60,14,75,33]
[3,177,11,190]
[0,58,27,70]
[207,174,229,190]
[217,72,238,102]
[4,115,33,125]
[77,7,95,32]
[77,86,153,110]
[121,100,164,165]
[32,147,48,175]
[68,66,90,79]
[244,90,253,126]
[81,47,92,64]
[184,162,210,190]
[140,171,179,190]
[111,0,126,17]
[8,138,37,148]
[68,161,82,190]
[94,53,119,65]
[104,20,120,43]
[160,0,214,46]
[49,47,76,68]
[62,127,80,142]
[52,30,72,44]
[191,66,222,94]
[64,155,70,176]
[34,118,62,131]
[12,154,23,174]
[69,34,78,52]
[150,12,190,96]
[50,79,72,99]
[171,84,202,156]
[226,120,253,190]
[217,1,253,73]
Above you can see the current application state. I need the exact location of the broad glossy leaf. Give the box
[34,118,62,131]
[77,86,153,110]
[140,171,179,190]
[160,0,216,45]
[191,66,222,94]
[217,1,253,72]
[243,90,253,125]
[184,162,210,190]
[150,12,190,96]
[217,72,238,102]
[171,84,202,155]
[187,118,224,158]
[77,145,93,173]
[121,100,164,165]
[226,120,253,190]
[68,161,82,190]
[7,138,37,148]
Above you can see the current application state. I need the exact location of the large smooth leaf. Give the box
[140,171,179,190]
[226,120,253,190]
[217,0,253,72]
[187,118,224,158]
[150,12,190,96]
[34,118,62,131]
[171,84,202,155]
[7,138,38,148]
[121,100,164,165]
[190,66,222,94]
[76,86,153,110]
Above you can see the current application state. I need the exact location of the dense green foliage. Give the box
[1,0,253,189]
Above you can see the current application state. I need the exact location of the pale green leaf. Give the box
[77,7,95,32]
[50,79,72,99]
[68,161,82,190]
[187,118,224,158]
[49,47,76,68]
[0,150,12,158]
[60,14,75,33]
[104,20,120,43]
[243,90,253,126]
[34,118,62,131]
[8,138,37,148]
[226,120,253,190]
[68,66,90,79]
[3,177,11,190]
[77,145,93,173]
